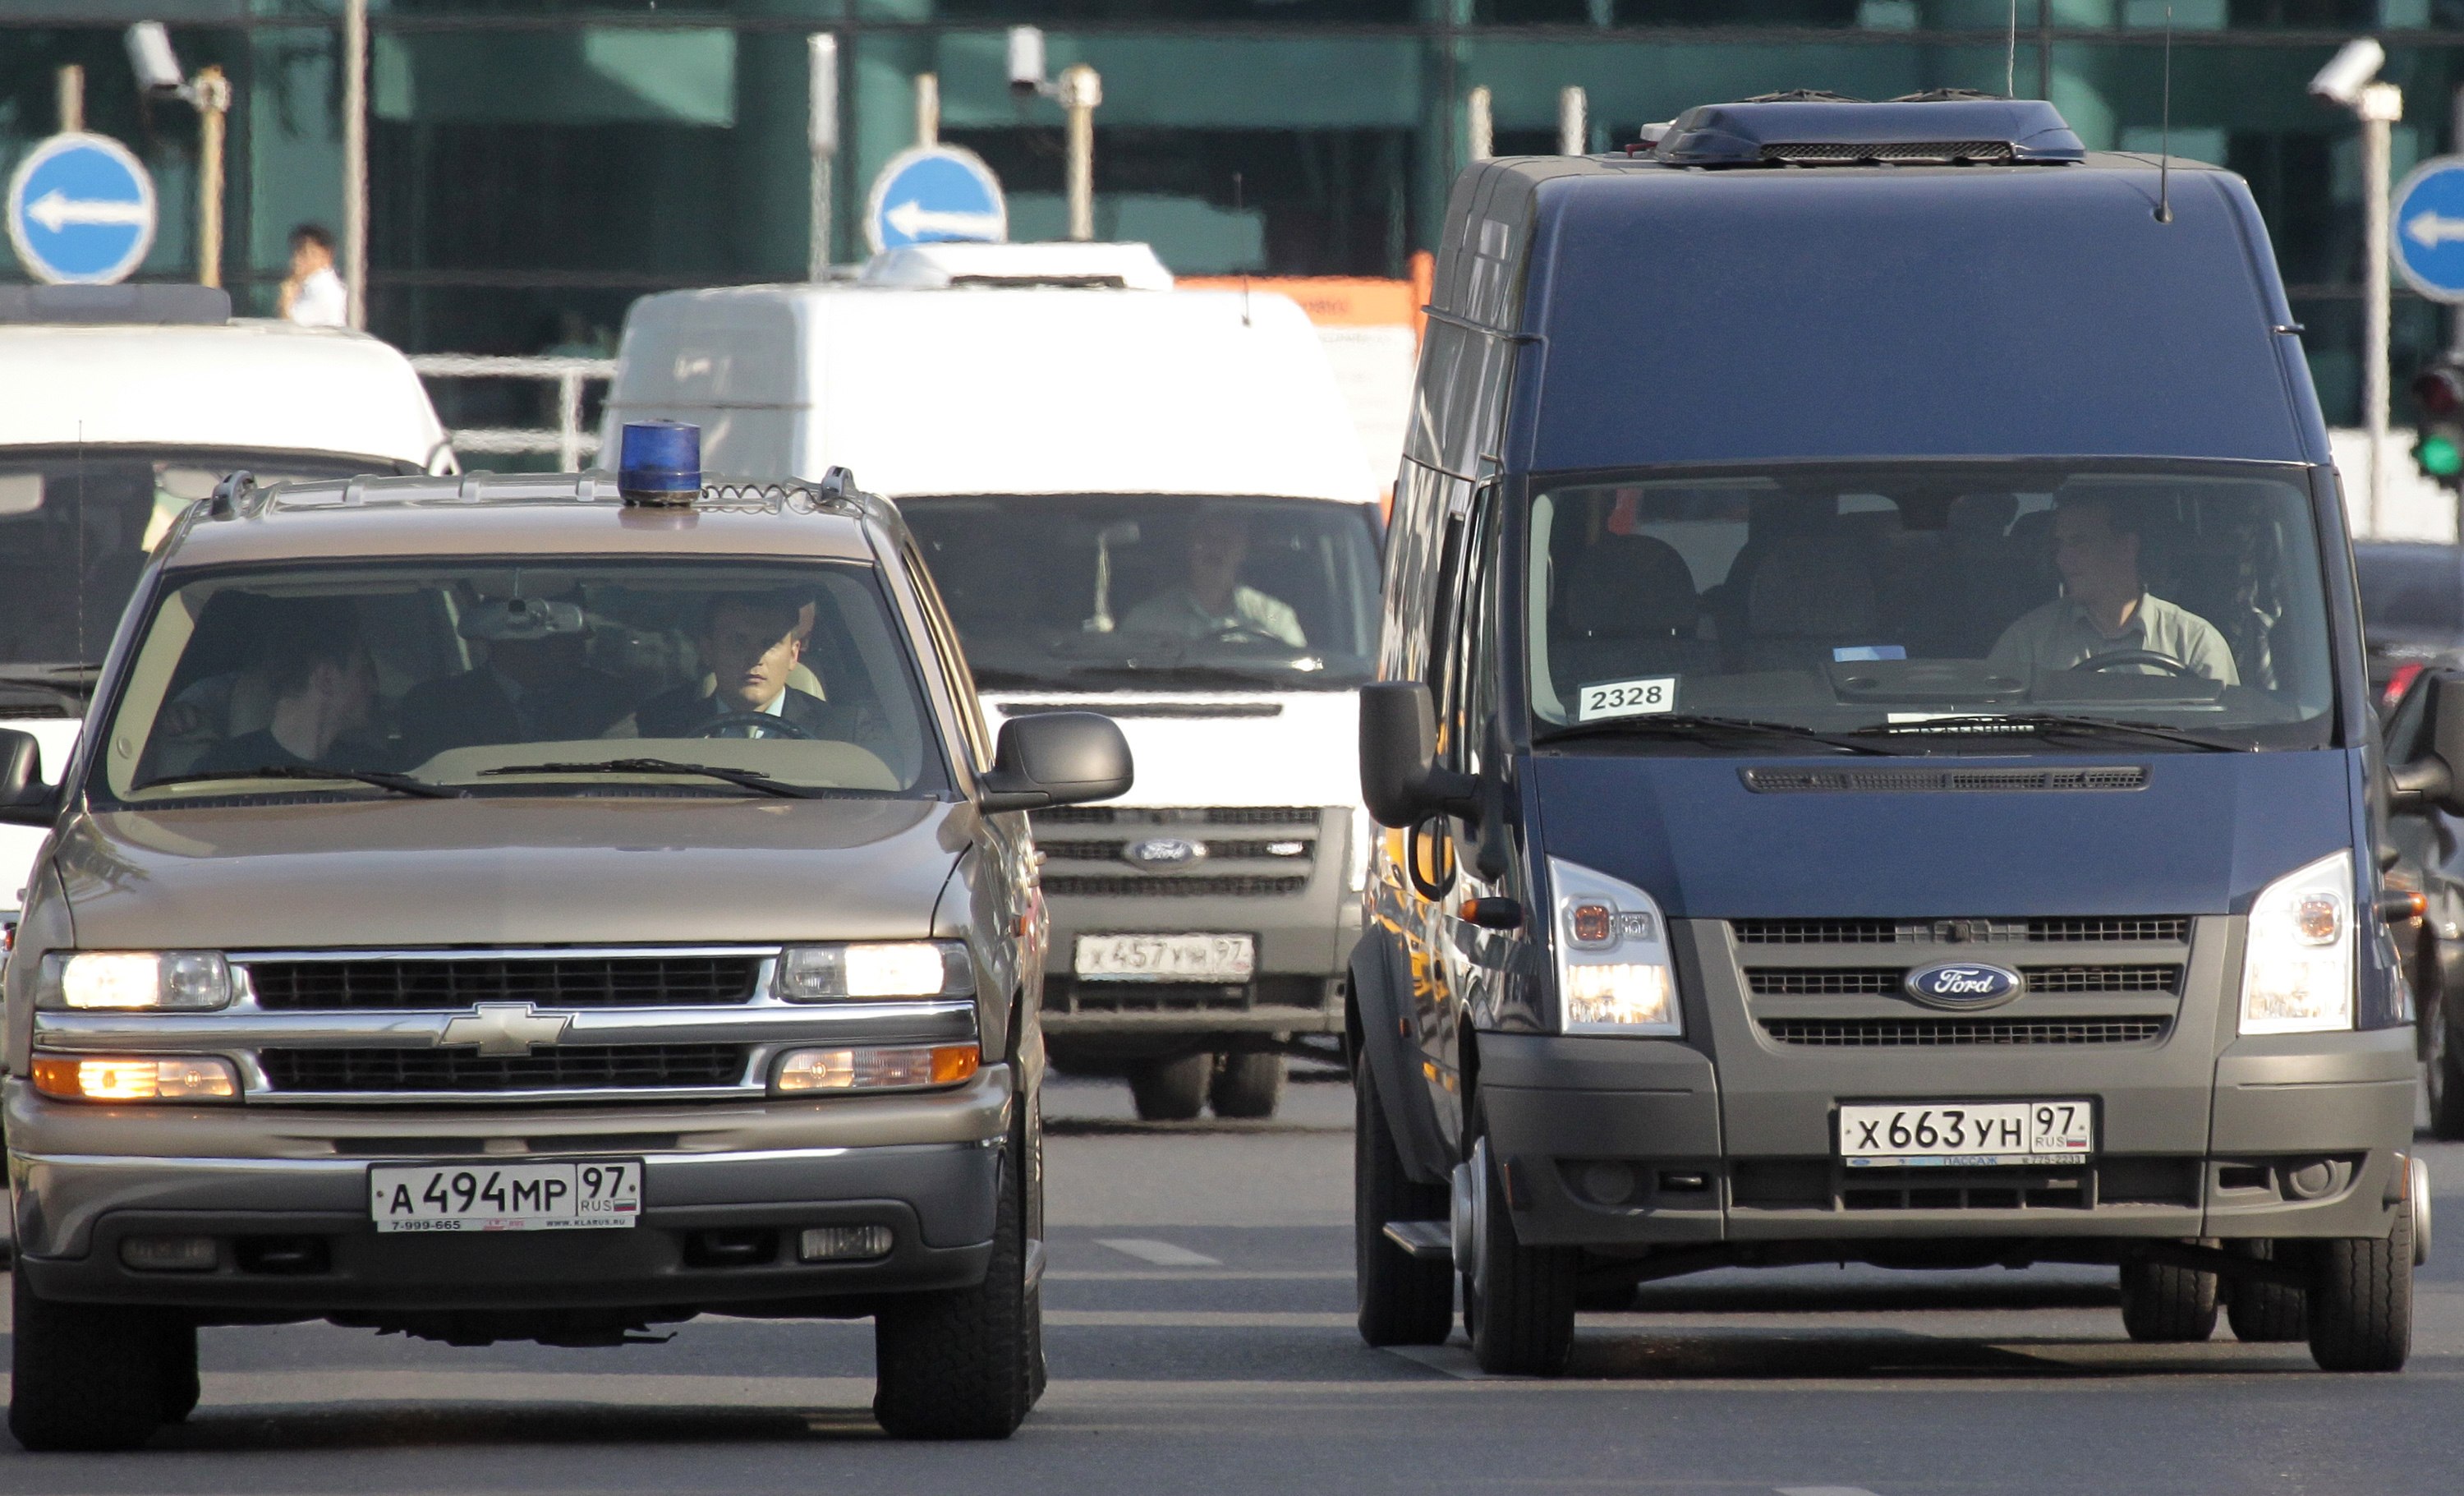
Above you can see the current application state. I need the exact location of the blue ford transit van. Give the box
[1349,98,2434,1375]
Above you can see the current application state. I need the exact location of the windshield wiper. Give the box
[479,757,819,799]
[141,765,461,799]
[1852,713,2243,753]
[1535,713,1906,757]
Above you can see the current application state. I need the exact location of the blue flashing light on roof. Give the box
[1653,98,2085,168]
[618,420,701,506]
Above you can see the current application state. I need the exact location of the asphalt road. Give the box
[2,1069,2457,1496]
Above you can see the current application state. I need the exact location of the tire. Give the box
[873,1123,1037,1439]
[1126,1053,1210,1121]
[9,1270,175,1452]
[2119,1253,2218,1343]
[1353,1055,1453,1347]
[1461,1120,1579,1376]
[2224,1242,2307,1343]
[2426,986,2464,1142]
[1210,1051,1285,1120]
[2307,1211,2413,1372]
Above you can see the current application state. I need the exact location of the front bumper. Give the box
[7,1066,1012,1312]
[1038,881,1358,1040]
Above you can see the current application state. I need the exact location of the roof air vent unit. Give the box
[1653,99,2085,168]
[859,241,1174,291]
[0,283,231,325]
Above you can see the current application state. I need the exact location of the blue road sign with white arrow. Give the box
[2394,155,2464,304]
[865,145,1007,255]
[7,132,157,286]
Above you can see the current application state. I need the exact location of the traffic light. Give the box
[2412,361,2464,488]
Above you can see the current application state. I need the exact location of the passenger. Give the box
[1121,509,1306,647]
[192,608,385,774]
[628,591,859,740]
[399,596,633,762]
[1988,490,2239,684]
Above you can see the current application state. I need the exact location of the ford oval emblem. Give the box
[1902,960,2023,1010]
[1124,836,1206,871]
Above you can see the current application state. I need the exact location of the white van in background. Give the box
[604,242,1381,1120]
[0,284,453,941]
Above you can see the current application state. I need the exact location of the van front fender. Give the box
[1349,926,1454,1185]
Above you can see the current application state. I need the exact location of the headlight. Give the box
[31,1054,241,1102]
[41,951,231,1011]
[776,941,972,1001]
[2240,850,2356,1035]
[1549,857,1680,1036]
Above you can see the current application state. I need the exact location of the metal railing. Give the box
[407,354,618,471]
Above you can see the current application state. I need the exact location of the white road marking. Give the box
[1777,1488,1883,1496]
[1096,1236,1223,1267]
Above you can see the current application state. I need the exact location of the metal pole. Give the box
[557,369,583,471]
[57,64,82,132]
[1060,64,1101,242]
[342,0,368,329]
[195,66,229,289]
[915,73,939,149]
[1558,86,1587,156]
[808,34,838,281]
[1468,85,1493,162]
[2361,81,2402,540]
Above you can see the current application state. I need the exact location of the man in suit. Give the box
[399,596,637,764]
[631,591,859,741]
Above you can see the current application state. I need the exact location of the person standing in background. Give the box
[278,224,347,327]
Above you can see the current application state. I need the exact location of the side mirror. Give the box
[2393,670,2464,817]
[1359,681,1478,829]
[0,728,57,828]
[980,711,1133,813]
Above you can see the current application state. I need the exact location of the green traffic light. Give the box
[2419,433,2464,478]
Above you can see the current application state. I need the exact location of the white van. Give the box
[0,284,452,940]
[604,243,1381,1120]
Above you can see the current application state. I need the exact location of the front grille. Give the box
[1733,916,2190,946]
[1746,969,1903,996]
[1032,805,1317,828]
[1760,1017,2171,1047]
[260,1044,749,1093]
[2019,964,2181,994]
[246,955,761,1011]
[1761,140,2015,164]
[1045,974,1332,1015]
[1041,874,1308,899]
[1842,1168,2091,1211]
[1037,838,1313,863]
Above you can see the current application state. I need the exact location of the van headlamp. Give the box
[2239,850,2356,1035]
[777,941,973,1001]
[1548,858,1680,1037]
[40,951,232,1011]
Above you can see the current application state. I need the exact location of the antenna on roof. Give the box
[1234,171,1252,328]
[2155,6,2174,223]
[2005,1,2016,99]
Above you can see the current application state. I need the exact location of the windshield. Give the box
[90,558,947,804]
[1526,463,2336,750]
[0,446,408,705]
[900,495,1381,692]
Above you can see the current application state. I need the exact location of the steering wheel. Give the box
[2077,649,2200,679]
[1205,619,1291,647]
[691,711,816,740]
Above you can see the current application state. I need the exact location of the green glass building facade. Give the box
[3,2,2463,430]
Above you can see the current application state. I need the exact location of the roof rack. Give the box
[1652,98,2085,168]
[198,469,876,521]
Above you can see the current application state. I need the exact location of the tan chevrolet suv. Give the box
[0,461,1131,1451]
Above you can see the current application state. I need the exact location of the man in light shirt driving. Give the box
[1990,490,2239,685]
[1122,509,1306,647]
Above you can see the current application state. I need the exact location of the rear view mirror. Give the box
[0,728,57,828]
[1359,681,1476,829]
[2392,669,2464,817]
[980,711,1133,813]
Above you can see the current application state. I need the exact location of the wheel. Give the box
[2118,1252,2218,1342]
[2223,1241,2306,1343]
[1210,1051,1285,1120]
[9,1270,177,1451]
[1126,1053,1209,1121]
[873,1121,1037,1438]
[2306,1210,2413,1372]
[1460,1121,1578,1376]
[1353,1055,1453,1347]
[2425,982,2464,1141]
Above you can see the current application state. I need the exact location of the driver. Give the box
[194,606,386,773]
[1121,509,1306,647]
[1988,490,2238,685]
[630,591,857,739]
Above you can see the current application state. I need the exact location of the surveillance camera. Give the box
[2309,37,2385,109]
[1007,26,1047,98]
[126,22,185,97]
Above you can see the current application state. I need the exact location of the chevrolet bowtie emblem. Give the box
[439,1002,573,1056]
